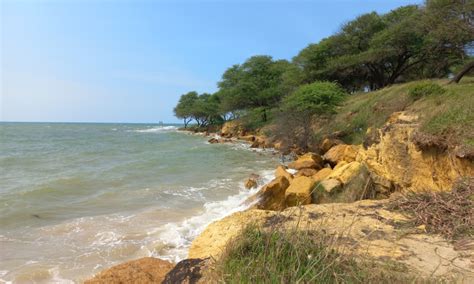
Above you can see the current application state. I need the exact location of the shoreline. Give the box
[86,114,474,282]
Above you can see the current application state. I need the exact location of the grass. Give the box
[314,77,474,148]
[213,225,418,283]
[389,178,474,241]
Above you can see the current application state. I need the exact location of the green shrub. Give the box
[216,226,415,283]
[283,81,346,114]
[408,82,446,100]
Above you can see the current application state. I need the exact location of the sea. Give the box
[0,122,279,283]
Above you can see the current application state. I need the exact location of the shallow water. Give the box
[0,122,279,283]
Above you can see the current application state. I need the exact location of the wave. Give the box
[130,126,178,133]
[151,169,275,262]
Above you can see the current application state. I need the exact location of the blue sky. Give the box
[1,0,422,123]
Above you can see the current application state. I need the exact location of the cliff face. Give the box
[358,112,473,192]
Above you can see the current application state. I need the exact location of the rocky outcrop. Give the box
[220,121,245,137]
[162,258,208,284]
[311,168,332,183]
[313,161,371,204]
[285,176,315,206]
[357,112,474,192]
[323,144,359,166]
[85,257,174,284]
[244,174,260,189]
[288,153,323,170]
[245,176,290,211]
[189,200,474,281]
[275,165,294,181]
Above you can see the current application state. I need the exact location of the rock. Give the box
[313,162,371,204]
[315,178,342,194]
[311,168,333,183]
[239,135,255,142]
[288,153,323,170]
[162,258,208,284]
[189,200,474,281]
[220,120,244,138]
[245,176,290,211]
[320,138,343,154]
[323,144,359,166]
[327,161,362,184]
[208,138,219,144]
[295,168,318,177]
[285,176,316,206]
[275,165,294,181]
[244,179,258,189]
[244,174,260,189]
[85,257,174,284]
[357,111,474,192]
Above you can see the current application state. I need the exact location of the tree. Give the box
[217,56,293,122]
[277,82,346,151]
[174,91,198,128]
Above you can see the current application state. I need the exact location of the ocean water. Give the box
[0,122,279,283]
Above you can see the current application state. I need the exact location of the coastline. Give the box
[86,114,474,283]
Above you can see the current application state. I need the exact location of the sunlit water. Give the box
[0,122,279,283]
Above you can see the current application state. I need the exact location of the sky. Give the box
[1,0,422,123]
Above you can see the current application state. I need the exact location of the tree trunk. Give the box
[449,61,474,84]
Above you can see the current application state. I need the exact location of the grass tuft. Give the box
[214,225,418,283]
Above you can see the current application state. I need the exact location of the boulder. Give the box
[288,153,323,170]
[295,168,318,177]
[244,173,260,189]
[313,162,371,204]
[85,257,174,284]
[245,176,290,211]
[162,258,208,284]
[323,144,359,166]
[285,176,316,207]
[311,168,333,183]
[275,165,294,181]
[208,138,219,144]
[320,138,343,154]
[244,179,258,189]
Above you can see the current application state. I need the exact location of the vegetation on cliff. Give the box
[174,0,473,133]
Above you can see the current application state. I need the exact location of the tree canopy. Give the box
[174,1,473,128]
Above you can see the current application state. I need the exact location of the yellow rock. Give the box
[288,153,323,170]
[323,144,359,165]
[311,168,333,183]
[220,120,244,137]
[275,165,293,181]
[85,257,174,284]
[320,138,343,154]
[295,168,318,177]
[327,161,362,185]
[285,176,315,206]
[357,111,474,192]
[245,176,290,211]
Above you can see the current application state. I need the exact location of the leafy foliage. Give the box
[408,82,446,100]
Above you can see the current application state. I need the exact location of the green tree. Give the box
[278,82,346,151]
[217,56,293,122]
[174,91,198,128]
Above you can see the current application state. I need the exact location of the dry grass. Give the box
[389,178,474,241]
